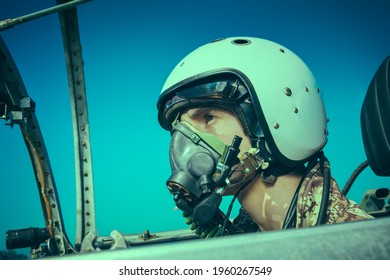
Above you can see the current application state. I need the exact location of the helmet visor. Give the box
[159,78,249,130]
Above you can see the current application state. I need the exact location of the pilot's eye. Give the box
[205,114,214,123]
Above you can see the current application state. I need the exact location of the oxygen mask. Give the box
[166,121,262,232]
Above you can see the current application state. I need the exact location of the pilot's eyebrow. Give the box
[186,107,213,119]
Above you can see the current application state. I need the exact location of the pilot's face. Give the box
[180,107,253,195]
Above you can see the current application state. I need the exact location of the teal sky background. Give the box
[0,0,389,253]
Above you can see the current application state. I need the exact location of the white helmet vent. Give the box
[231,39,251,46]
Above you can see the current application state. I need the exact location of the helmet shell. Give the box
[158,37,328,166]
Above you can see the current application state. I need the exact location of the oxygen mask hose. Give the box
[192,135,242,225]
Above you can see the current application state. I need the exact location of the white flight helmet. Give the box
[157,37,328,167]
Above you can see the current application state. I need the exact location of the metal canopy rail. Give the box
[0,36,74,256]
[1,0,96,256]
[56,0,96,250]
[0,0,92,32]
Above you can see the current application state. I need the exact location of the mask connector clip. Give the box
[213,135,242,187]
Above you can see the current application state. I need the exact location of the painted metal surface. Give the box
[52,218,390,260]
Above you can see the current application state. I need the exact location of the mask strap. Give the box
[170,112,181,129]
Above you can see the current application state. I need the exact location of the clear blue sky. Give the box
[0,0,389,252]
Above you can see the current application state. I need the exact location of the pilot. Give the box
[157,37,373,238]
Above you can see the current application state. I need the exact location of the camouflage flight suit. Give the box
[233,163,373,232]
[296,163,373,227]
